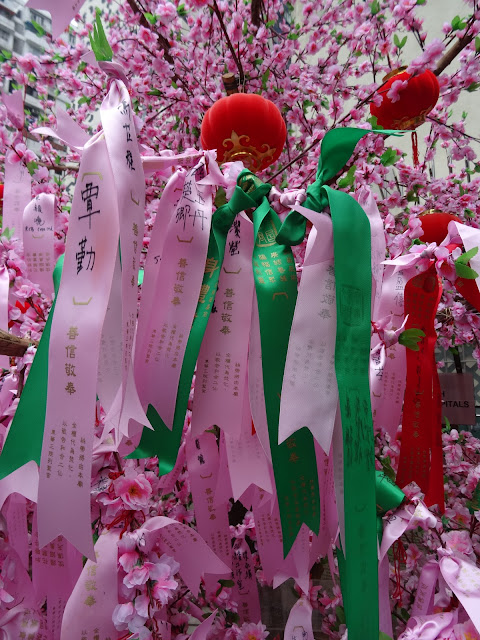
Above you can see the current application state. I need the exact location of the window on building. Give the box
[0,26,10,44]
[27,42,43,56]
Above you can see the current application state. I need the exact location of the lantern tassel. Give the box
[411,130,419,167]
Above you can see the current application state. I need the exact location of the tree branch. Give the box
[211,0,245,87]
[434,22,476,76]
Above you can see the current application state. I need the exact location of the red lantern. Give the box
[200,93,286,172]
[419,211,461,245]
[370,68,440,130]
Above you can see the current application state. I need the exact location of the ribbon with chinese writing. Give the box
[129,181,254,474]
[276,128,397,640]
[99,61,150,438]
[38,131,119,560]
[396,263,444,511]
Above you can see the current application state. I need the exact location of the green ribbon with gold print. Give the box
[237,170,320,557]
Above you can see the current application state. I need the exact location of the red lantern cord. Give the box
[412,131,419,167]
[392,539,407,599]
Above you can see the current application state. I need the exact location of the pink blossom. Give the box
[442,530,474,556]
[237,622,269,640]
[113,469,152,510]
[387,79,409,104]
[6,143,37,165]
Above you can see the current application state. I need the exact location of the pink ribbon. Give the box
[0,460,38,511]
[60,530,120,640]
[32,511,82,640]
[33,106,90,152]
[189,610,218,640]
[1,90,30,242]
[284,597,314,640]
[279,204,337,453]
[438,548,480,635]
[23,194,55,299]
[192,212,254,440]
[224,386,273,502]
[380,500,437,562]
[99,61,150,438]
[248,294,271,462]
[185,432,231,573]
[137,516,230,594]
[38,132,119,560]
[398,612,456,640]
[0,265,10,371]
[370,267,413,439]
[232,537,261,624]
[3,494,28,571]
[134,156,214,431]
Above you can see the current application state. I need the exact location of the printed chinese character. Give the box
[67,327,79,340]
[65,382,76,395]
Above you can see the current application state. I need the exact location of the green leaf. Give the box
[335,606,346,625]
[261,69,270,89]
[380,456,396,483]
[337,164,356,189]
[218,579,235,587]
[287,33,299,40]
[144,12,157,25]
[451,15,467,31]
[2,227,14,240]
[26,161,38,175]
[367,115,380,128]
[456,246,478,265]
[2,49,12,60]
[77,61,87,72]
[466,479,480,514]
[380,148,400,167]
[393,34,407,49]
[370,0,380,15]
[266,19,275,27]
[467,82,480,92]
[441,515,450,528]
[31,19,45,36]
[476,36,480,53]
[177,4,187,17]
[89,10,113,62]
[147,89,162,96]
[302,99,314,113]
[455,262,479,279]
[379,633,394,640]
[78,96,92,106]
[246,35,253,44]
[399,328,425,351]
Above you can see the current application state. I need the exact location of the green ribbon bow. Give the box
[0,255,64,479]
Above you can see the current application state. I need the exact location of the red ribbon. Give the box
[397,263,444,511]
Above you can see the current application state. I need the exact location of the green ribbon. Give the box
[234,170,320,557]
[128,186,254,474]
[375,470,406,542]
[0,255,64,479]
[277,127,404,640]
